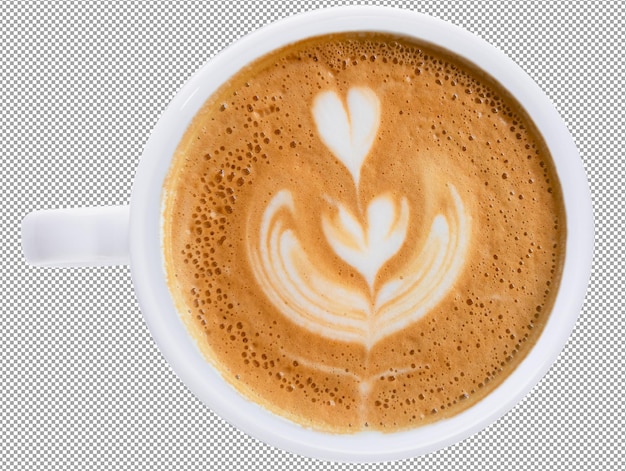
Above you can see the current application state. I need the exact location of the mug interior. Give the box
[129,6,593,462]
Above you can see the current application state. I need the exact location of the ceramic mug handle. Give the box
[21,206,130,267]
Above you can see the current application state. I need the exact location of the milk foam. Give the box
[248,87,471,347]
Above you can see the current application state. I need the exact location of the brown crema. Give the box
[162,33,566,433]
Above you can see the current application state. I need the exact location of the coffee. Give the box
[162,33,565,432]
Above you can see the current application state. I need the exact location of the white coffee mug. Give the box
[21,6,593,462]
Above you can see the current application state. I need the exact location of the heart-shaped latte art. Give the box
[321,195,409,290]
[312,87,380,188]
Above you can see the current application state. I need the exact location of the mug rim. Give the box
[129,5,593,462]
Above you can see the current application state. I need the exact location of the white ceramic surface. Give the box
[21,6,593,462]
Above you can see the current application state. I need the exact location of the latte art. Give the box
[249,87,471,346]
[321,192,410,291]
[312,87,380,188]
[163,33,566,432]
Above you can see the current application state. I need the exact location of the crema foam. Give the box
[163,33,566,432]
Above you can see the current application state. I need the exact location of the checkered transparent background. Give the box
[2,0,624,469]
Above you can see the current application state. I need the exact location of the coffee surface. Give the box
[162,33,566,432]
